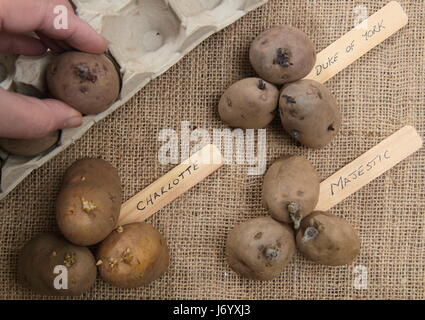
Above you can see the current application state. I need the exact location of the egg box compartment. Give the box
[0,0,269,200]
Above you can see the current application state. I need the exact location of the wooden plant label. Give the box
[118,126,422,225]
[315,126,423,211]
[304,1,409,84]
[118,144,223,225]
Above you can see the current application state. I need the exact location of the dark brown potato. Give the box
[56,158,122,246]
[218,78,279,129]
[97,222,169,288]
[279,79,341,148]
[46,52,120,115]
[262,156,320,228]
[249,26,316,85]
[19,233,97,296]
[226,216,296,281]
[296,211,360,266]
[0,131,59,156]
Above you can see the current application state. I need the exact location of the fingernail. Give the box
[63,116,82,129]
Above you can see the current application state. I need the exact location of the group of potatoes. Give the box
[12,25,357,292]
[0,52,121,157]
[218,25,341,149]
[20,159,169,296]
[223,26,359,281]
[227,156,360,280]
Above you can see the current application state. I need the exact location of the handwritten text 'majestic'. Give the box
[329,150,390,196]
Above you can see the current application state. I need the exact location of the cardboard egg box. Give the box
[0,0,269,200]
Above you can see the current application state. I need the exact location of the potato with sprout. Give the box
[218,77,279,129]
[279,79,341,148]
[226,216,296,280]
[97,222,169,288]
[19,233,97,296]
[56,158,122,246]
[296,211,360,265]
[249,26,316,85]
[262,156,320,228]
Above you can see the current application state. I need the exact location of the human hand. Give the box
[0,0,108,139]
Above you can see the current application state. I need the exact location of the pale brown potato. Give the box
[19,233,97,296]
[46,52,120,115]
[0,131,59,156]
[97,222,169,288]
[226,216,296,281]
[62,158,121,194]
[56,158,122,246]
[279,79,341,148]
[249,26,316,85]
[296,211,360,266]
[262,156,320,228]
[218,77,279,129]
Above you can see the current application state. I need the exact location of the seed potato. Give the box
[226,216,296,281]
[56,158,122,246]
[296,211,360,266]
[62,158,121,192]
[97,222,169,288]
[19,233,97,296]
[218,77,279,129]
[279,79,341,148]
[0,131,59,156]
[249,26,316,84]
[46,52,120,115]
[262,156,320,228]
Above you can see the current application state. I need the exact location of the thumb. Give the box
[0,89,83,139]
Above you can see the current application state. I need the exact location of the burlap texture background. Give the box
[0,0,424,299]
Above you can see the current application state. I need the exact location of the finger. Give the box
[0,89,83,139]
[0,0,108,54]
[0,32,47,56]
[39,11,108,54]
